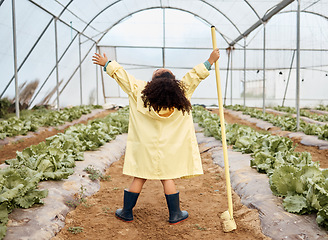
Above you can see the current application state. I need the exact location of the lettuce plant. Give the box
[0,107,129,239]
[192,105,328,230]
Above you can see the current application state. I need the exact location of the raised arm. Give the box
[181,48,220,99]
[92,53,139,97]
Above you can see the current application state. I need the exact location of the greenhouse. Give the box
[1,0,328,239]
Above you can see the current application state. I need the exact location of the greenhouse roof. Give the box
[1,0,328,110]
[12,0,298,46]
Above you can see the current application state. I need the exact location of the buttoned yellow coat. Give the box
[106,61,210,179]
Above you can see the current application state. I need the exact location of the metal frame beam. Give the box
[0,18,53,99]
[229,0,295,46]
[282,50,296,106]
[81,0,242,42]
[280,10,328,21]
[1,0,73,99]
[11,0,19,117]
[296,0,301,130]
[243,37,246,106]
[54,17,60,110]
[29,31,79,107]
[27,0,94,42]
[3,0,326,110]
[79,34,83,105]
[115,62,327,72]
[230,50,233,105]
[95,45,99,105]
[262,23,266,113]
[94,7,231,45]
[97,46,107,104]
[244,0,261,20]
[54,42,97,103]
[224,50,231,105]
[200,0,242,35]
[98,45,328,52]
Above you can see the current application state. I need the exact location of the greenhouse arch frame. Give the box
[1,0,328,129]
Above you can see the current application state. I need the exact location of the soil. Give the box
[52,145,270,240]
[1,107,327,239]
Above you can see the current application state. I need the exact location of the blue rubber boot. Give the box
[115,189,140,222]
[165,192,189,225]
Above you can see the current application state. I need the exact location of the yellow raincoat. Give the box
[106,61,210,179]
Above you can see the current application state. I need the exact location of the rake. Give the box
[211,25,237,232]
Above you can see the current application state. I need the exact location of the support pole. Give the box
[2,1,71,100]
[243,37,247,106]
[70,21,73,41]
[95,45,99,105]
[296,0,301,130]
[11,0,19,117]
[1,19,54,99]
[79,33,83,105]
[282,50,296,106]
[98,46,106,104]
[224,48,231,106]
[162,48,165,68]
[230,50,233,105]
[56,42,97,102]
[29,31,79,107]
[162,8,166,68]
[263,23,266,113]
[54,17,60,110]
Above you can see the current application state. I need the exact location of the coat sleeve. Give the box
[105,60,139,100]
[181,63,210,99]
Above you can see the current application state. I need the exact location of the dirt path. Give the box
[52,144,270,240]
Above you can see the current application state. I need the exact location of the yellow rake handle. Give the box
[211,26,234,219]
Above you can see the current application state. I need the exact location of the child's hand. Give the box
[207,48,220,65]
[92,53,108,66]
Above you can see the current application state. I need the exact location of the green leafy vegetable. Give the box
[0,105,102,140]
[0,106,129,239]
[192,105,328,230]
[225,104,328,140]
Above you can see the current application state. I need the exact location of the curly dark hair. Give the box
[141,71,192,115]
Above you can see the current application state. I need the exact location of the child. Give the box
[92,48,220,224]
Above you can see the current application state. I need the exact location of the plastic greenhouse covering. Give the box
[1,0,328,112]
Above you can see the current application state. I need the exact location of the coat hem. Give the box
[122,172,203,180]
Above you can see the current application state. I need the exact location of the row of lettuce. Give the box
[192,106,328,230]
[1,105,327,238]
[0,107,129,239]
[273,105,328,122]
[0,105,103,140]
[225,105,328,141]
[316,104,328,111]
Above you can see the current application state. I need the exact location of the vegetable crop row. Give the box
[273,105,328,123]
[0,107,129,239]
[0,105,102,140]
[192,105,328,231]
[1,105,327,239]
[225,105,328,141]
[316,105,328,111]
